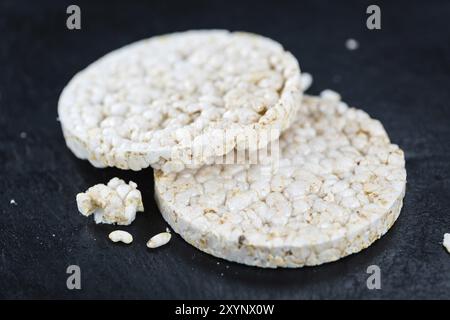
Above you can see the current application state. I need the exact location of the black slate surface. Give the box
[1,0,450,299]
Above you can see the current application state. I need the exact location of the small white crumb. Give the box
[166,227,171,233]
[320,89,341,101]
[220,273,224,276]
[52,234,56,237]
[109,230,133,244]
[19,132,27,139]
[345,38,359,50]
[10,199,17,205]
[443,233,450,253]
[300,72,313,91]
[146,232,171,248]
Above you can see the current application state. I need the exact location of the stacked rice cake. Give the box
[59,30,406,268]
[154,95,406,268]
[58,30,303,173]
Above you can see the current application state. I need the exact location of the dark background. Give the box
[1,0,449,299]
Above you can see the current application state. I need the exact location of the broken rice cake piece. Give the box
[76,177,144,225]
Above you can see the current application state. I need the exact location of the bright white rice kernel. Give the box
[154,94,407,268]
[76,177,144,225]
[300,72,313,91]
[146,232,172,248]
[58,30,303,173]
[109,230,133,244]
[320,89,341,101]
[444,233,450,253]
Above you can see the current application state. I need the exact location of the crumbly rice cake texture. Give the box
[154,95,407,268]
[58,30,303,173]
[76,177,144,225]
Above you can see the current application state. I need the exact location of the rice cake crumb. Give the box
[109,230,133,244]
[444,233,450,253]
[146,232,171,248]
[76,177,144,225]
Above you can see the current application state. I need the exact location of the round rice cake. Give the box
[58,30,302,172]
[154,94,407,268]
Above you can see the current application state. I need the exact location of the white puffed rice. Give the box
[320,89,341,101]
[444,233,450,253]
[146,232,172,248]
[109,230,133,244]
[154,94,407,268]
[58,30,303,173]
[300,72,313,91]
[76,177,144,225]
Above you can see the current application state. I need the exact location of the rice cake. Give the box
[154,94,407,268]
[58,30,302,173]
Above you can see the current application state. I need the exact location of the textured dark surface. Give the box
[1,0,450,299]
